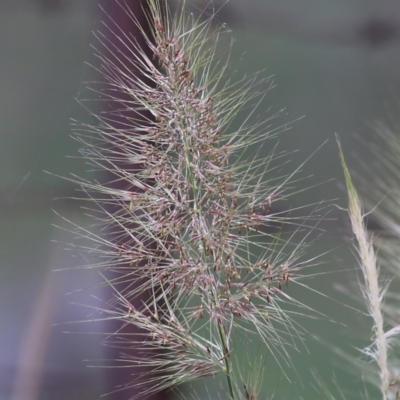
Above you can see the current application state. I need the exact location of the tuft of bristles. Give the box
[70,1,319,398]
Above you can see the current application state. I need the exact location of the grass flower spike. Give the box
[337,136,395,400]
[71,1,319,398]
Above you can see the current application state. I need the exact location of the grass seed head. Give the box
[71,1,321,397]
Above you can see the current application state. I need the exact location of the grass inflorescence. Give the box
[69,1,329,399]
[338,133,400,400]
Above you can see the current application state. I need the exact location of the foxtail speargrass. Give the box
[69,1,323,399]
[338,135,400,400]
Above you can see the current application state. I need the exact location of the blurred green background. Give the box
[2,0,400,399]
